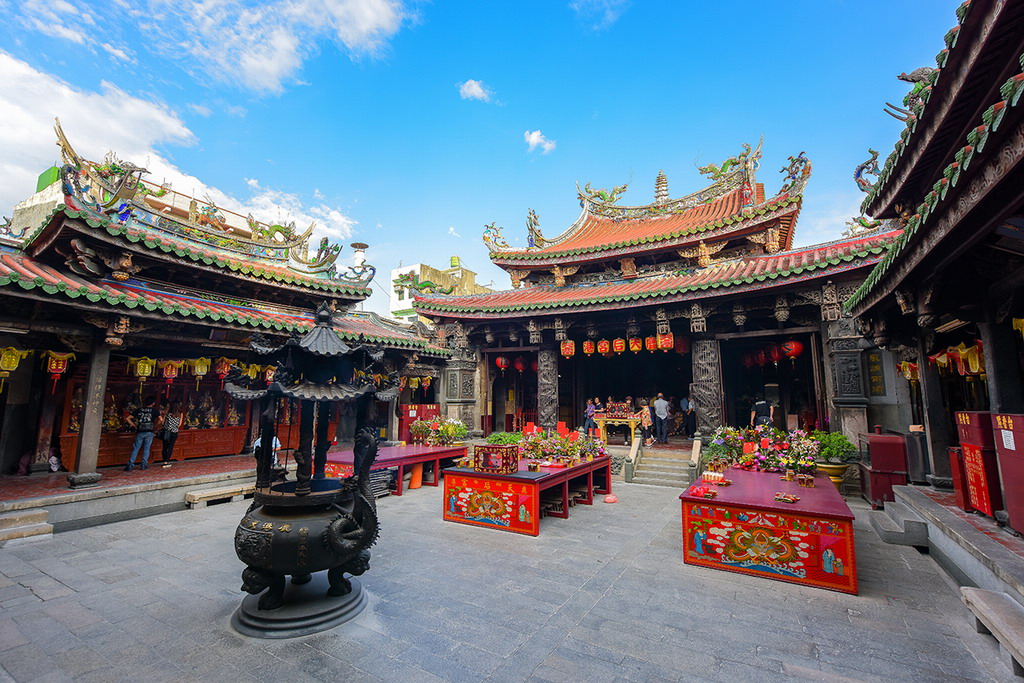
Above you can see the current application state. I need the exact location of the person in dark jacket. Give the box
[126,396,158,471]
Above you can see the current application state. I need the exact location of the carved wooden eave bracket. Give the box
[678,241,726,268]
[551,265,580,287]
[745,226,781,254]
[619,257,638,279]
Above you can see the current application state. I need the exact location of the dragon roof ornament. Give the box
[854,149,881,193]
[48,120,372,285]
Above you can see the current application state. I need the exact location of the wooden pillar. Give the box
[296,399,314,494]
[691,338,723,436]
[918,335,953,487]
[67,338,110,489]
[537,343,558,431]
[979,310,1024,414]
[32,379,64,472]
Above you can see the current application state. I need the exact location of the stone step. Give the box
[0,509,48,530]
[630,475,689,488]
[642,450,693,460]
[637,460,690,473]
[0,522,53,544]
[869,500,928,547]
[632,469,691,483]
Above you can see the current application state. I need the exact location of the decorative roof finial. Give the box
[655,170,668,204]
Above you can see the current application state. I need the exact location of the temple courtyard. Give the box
[0,483,1008,682]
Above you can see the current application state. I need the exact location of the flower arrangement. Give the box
[409,419,432,443]
[425,418,468,446]
[710,426,746,459]
[812,430,858,463]
[778,430,819,474]
[519,432,606,462]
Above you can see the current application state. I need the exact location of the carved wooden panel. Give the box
[691,339,723,435]
[537,346,559,429]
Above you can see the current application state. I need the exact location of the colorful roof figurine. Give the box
[415,230,900,320]
[481,139,812,285]
[16,120,375,305]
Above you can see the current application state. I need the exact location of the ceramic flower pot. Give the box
[817,463,852,490]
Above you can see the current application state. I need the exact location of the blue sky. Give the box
[0,0,959,314]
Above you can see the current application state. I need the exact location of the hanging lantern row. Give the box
[0,347,31,393]
[572,333,685,356]
[741,340,804,369]
[928,340,984,377]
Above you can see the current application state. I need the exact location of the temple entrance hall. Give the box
[563,349,693,421]
[719,333,823,432]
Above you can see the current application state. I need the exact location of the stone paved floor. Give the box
[0,482,1012,682]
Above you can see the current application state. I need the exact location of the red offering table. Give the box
[325,444,466,496]
[442,456,612,536]
[680,469,858,595]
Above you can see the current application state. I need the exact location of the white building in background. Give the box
[389,256,493,321]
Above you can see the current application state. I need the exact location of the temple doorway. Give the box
[720,333,823,431]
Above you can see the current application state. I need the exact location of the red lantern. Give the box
[583,340,595,355]
[597,340,611,355]
[674,336,690,355]
[657,332,674,352]
[42,351,75,394]
[530,359,538,373]
[628,338,642,353]
[158,360,185,397]
[742,353,755,369]
[495,355,510,373]
[780,339,804,361]
[768,344,784,366]
[755,350,768,367]
[560,340,576,358]
[645,336,658,352]
[513,357,528,374]
[612,338,626,354]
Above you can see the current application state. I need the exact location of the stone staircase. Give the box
[630,449,693,489]
[0,509,53,544]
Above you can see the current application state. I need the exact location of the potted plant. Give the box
[812,430,858,489]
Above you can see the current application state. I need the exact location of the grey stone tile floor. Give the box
[0,482,1013,682]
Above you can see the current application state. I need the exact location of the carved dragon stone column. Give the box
[67,334,110,489]
[537,343,558,431]
[691,338,723,436]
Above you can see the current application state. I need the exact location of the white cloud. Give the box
[570,0,631,30]
[313,188,326,200]
[16,0,409,94]
[0,53,356,244]
[188,103,212,117]
[99,42,133,62]
[447,226,461,238]
[458,79,492,102]
[793,192,866,247]
[524,129,556,154]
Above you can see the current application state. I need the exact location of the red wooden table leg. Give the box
[394,464,405,496]
[579,471,594,505]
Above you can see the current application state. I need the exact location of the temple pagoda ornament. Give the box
[225,301,399,637]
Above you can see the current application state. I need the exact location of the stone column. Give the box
[918,335,953,487]
[444,356,480,432]
[691,338,723,436]
[979,310,1024,414]
[68,337,110,489]
[32,381,63,472]
[827,318,867,442]
[537,343,558,431]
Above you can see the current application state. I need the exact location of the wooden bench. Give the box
[961,586,1024,676]
[185,484,255,509]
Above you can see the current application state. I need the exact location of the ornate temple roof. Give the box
[0,249,445,353]
[483,140,811,271]
[415,230,899,320]
[860,1,1022,219]
[847,3,1024,314]
[14,121,376,298]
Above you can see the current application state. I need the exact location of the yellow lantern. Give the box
[187,357,211,389]
[128,357,156,394]
[0,347,31,392]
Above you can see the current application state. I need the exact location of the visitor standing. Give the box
[684,394,697,439]
[583,398,597,438]
[750,394,775,427]
[654,392,670,444]
[160,400,183,468]
[125,396,157,471]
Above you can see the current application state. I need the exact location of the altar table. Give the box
[594,416,641,445]
[325,444,467,496]
[679,468,857,594]
[442,456,612,536]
